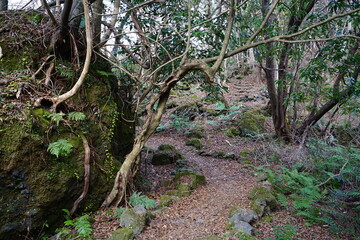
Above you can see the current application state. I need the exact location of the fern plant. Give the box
[129,192,156,209]
[57,209,93,239]
[48,139,73,158]
[68,112,86,121]
[47,112,65,126]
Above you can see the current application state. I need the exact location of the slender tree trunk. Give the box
[101,80,174,207]
[93,0,103,49]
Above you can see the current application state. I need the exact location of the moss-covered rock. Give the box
[151,144,184,166]
[158,195,173,207]
[173,172,206,188]
[108,228,134,240]
[238,109,266,136]
[0,31,135,239]
[172,102,201,121]
[224,127,241,138]
[119,209,146,235]
[186,125,207,139]
[248,186,277,216]
[185,138,203,149]
[167,172,206,198]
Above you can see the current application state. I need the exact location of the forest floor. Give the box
[92,74,341,240]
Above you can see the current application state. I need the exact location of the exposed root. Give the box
[70,134,91,215]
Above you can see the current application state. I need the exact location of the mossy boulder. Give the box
[199,107,222,117]
[238,109,266,136]
[172,102,201,121]
[185,138,203,149]
[119,209,146,235]
[186,125,207,139]
[151,144,184,166]
[224,128,241,138]
[158,195,174,207]
[0,50,134,239]
[109,228,134,240]
[248,185,277,216]
[167,172,206,198]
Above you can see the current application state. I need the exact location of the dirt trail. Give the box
[138,135,258,240]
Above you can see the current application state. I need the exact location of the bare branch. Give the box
[212,0,235,71]
[277,35,360,43]
[204,7,360,63]
[35,0,92,109]
[40,0,59,26]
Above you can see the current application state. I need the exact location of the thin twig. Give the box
[317,158,349,187]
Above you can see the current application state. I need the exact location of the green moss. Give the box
[158,144,176,151]
[224,128,241,138]
[176,183,191,197]
[226,221,235,231]
[109,228,134,240]
[238,109,266,135]
[228,205,242,218]
[199,107,220,116]
[173,172,206,189]
[249,186,277,214]
[239,150,251,158]
[185,138,203,149]
[186,125,207,139]
[32,108,51,128]
[159,196,173,207]
[262,216,273,223]
[166,190,180,197]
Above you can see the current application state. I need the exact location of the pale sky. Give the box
[9,0,40,9]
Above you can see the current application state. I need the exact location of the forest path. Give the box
[137,134,258,240]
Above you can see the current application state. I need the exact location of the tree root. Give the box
[70,134,91,215]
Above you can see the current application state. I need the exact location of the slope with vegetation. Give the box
[0,0,359,239]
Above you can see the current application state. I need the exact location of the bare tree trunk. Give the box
[93,0,103,49]
[101,80,174,207]
[262,0,317,141]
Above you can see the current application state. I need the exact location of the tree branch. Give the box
[203,7,360,63]
[246,0,280,44]
[34,0,92,110]
[40,0,59,26]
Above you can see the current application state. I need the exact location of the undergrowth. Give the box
[258,138,360,238]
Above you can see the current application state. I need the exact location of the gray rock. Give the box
[120,209,146,235]
[133,205,146,216]
[230,208,257,223]
[224,152,236,160]
[230,220,253,235]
